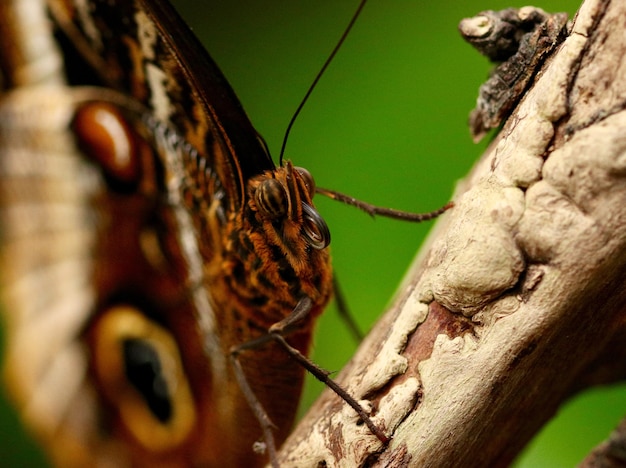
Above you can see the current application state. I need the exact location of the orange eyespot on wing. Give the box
[90,306,197,452]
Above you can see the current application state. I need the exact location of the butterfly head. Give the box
[244,162,330,269]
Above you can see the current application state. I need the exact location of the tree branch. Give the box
[278,0,626,465]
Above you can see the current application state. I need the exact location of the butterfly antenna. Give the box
[278,0,368,165]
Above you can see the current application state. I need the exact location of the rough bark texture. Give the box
[277,0,626,466]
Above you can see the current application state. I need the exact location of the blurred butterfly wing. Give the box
[0,3,124,465]
[1,0,277,466]
[48,0,275,206]
[0,90,125,466]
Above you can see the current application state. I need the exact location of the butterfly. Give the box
[0,0,450,466]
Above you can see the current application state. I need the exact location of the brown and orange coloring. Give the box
[0,1,449,467]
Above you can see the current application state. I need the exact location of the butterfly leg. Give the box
[265,335,389,445]
[230,296,389,465]
[228,297,315,466]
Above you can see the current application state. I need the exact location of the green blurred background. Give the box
[3,0,625,466]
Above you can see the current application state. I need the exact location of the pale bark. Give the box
[278,0,626,465]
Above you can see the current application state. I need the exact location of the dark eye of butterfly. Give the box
[255,178,288,218]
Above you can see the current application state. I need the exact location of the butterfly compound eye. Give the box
[255,178,288,218]
[302,203,330,249]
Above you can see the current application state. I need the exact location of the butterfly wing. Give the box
[0,0,301,466]
[49,0,275,205]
